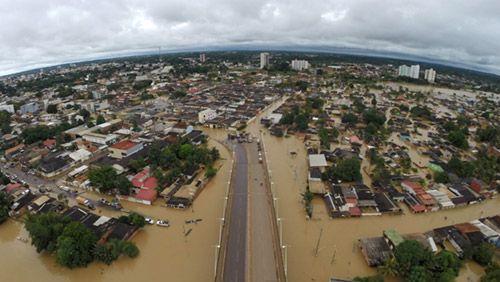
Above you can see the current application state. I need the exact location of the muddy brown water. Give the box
[0,139,232,282]
[260,132,499,282]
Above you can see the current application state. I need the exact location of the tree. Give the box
[477,126,498,143]
[448,130,469,149]
[0,110,11,134]
[179,144,194,159]
[119,213,146,228]
[128,158,146,173]
[295,112,309,131]
[205,165,217,178]
[96,114,105,125]
[481,263,500,282]
[341,112,358,126]
[78,109,90,121]
[88,166,118,192]
[88,166,132,195]
[116,175,132,196]
[410,106,433,119]
[295,80,309,91]
[56,222,97,268]
[46,104,58,114]
[171,90,187,99]
[471,243,495,266]
[0,192,11,224]
[326,158,362,182]
[24,212,70,253]
[431,250,461,278]
[362,109,386,127]
[406,266,429,282]
[394,240,432,277]
[121,241,139,258]
[128,213,146,228]
[93,243,119,265]
[434,172,450,183]
[378,257,398,277]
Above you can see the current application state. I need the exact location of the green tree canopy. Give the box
[394,240,432,277]
[0,192,11,224]
[25,212,70,253]
[325,158,362,182]
[56,222,97,268]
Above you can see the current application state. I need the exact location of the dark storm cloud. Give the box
[1,0,500,75]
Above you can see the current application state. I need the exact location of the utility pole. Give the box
[330,245,337,264]
[314,228,323,257]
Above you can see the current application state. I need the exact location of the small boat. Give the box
[156,220,170,227]
[185,218,203,224]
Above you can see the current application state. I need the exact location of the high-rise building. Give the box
[409,65,420,79]
[260,52,270,69]
[424,68,436,83]
[398,64,420,79]
[291,59,310,71]
[398,65,410,77]
[199,53,206,63]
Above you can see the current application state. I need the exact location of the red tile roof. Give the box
[135,189,157,202]
[111,140,138,150]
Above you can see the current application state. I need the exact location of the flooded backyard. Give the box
[0,139,232,282]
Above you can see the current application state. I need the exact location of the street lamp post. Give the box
[282,245,288,280]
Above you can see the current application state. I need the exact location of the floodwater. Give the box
[0,139,232,282]
[260,132,500,282]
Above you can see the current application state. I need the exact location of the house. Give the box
[109,140,144,159]
[42,139,57,149]
[198,108,217,123]
[135,189,158,205]
[4,144,25,159]
[383,229,404,250]
[350,135,363,146]
[309,154,328,168]
[359,236,392,266]
[131,167,158,191]
[69,148,92,162]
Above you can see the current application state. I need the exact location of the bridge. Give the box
[215,140,286,282]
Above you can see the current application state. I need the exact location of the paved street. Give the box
[247,142,279,282]
[223,143,248,282]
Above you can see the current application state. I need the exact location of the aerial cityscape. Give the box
[0,2,499,282]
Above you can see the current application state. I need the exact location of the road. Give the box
[223,143,248,282]
[247,141,279,282]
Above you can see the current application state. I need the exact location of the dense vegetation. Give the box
[0,192,11,224]
[25,212,139,268]
[88,166,133,195]
[324,157,362,182]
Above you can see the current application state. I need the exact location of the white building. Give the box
[409,65,420,79]
[109,139,144,159]
[0,104,15,113]
[398,65,410,77]
[291,59,310,71]
[260,52,270,69]
[398,64,420,79]
[199,53,206,63]
[424,68,436,83]
[19,102,39,114]
[69,149,92,162]
[198,109,217,123]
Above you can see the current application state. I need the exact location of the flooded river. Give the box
[0,139,232,282]
[260,132,499,282]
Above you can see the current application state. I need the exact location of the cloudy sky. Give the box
[1,0,500,75]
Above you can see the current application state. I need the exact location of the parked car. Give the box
[156,220,170,227]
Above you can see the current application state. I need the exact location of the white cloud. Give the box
[0,0,500,75]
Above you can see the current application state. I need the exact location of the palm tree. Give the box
[378,257,399,277]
